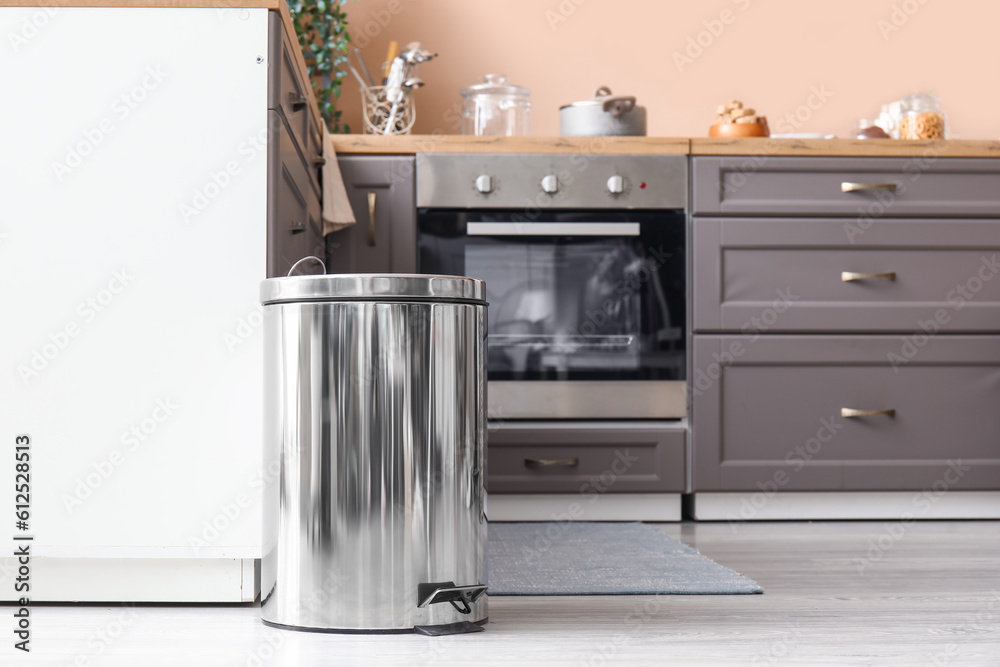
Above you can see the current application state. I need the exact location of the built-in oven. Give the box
[416,154,687,420]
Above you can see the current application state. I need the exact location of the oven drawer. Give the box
[692,335,1000,491]
[692,156,1000,217]
[267,111,322,278]
[692,218,1000,332]
[487,422,686,493]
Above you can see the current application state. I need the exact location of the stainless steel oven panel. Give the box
[467,222,640,236]
[489,381,687,420]
[417,154,687,209]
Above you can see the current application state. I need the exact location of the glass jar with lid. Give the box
[898,93,947,140]
[460,74,530,136]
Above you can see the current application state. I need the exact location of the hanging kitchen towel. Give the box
[322,123,356,236]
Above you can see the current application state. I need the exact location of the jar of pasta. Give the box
[899,94,946,140]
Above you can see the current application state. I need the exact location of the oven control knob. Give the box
[541,174,559,194]
[606,175,625,195]
[475,174,493,194]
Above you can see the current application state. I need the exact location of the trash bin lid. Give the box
[261,274,487,306]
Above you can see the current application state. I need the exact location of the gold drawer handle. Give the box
[841,182,898,193]
[842,408,896,418]
[524,458,579,469]
[842,271,896,282]
[367,191,376,246]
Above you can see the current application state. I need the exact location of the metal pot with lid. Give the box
[560,86,647,137]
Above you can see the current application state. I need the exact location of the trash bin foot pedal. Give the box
[414,620,486,636]
[417,582,488,614]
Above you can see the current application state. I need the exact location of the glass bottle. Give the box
[898,94,946,140]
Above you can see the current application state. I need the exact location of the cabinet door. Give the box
[328,156,416,274]
[692,156,1000,217]
[267,11,322,194]
[266,110,323,278]
[692,217,1000,333]
[692,335,1000,491]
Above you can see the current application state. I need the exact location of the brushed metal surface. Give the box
[261,273,487,305]
[488,381,687,419]
[417,154,687,209]
[261,286,488,631]
[559,104,647,137]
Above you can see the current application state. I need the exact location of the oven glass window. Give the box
[418,210,685,382]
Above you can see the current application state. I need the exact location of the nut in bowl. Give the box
[709,99,770,137]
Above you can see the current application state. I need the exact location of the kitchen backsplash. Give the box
[338,0,994,139]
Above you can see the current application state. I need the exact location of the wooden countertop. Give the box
[328,135,690,155]
[691,138,1000,157]
[331,135,1000,158]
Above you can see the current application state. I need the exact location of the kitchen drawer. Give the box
[692,156,1000,217]
[328,156,417,273]
[268,12,321,184]
[487,422,686,493]
[692,335,1000,491]
[267,111,322,278]
[693,218,1000,332]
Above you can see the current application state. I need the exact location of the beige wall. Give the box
[335,0,998,139]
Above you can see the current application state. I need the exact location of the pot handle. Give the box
[593,86,636,117]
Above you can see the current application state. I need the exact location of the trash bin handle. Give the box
[287,256,327,276]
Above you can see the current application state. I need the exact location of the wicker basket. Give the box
[361,85,416,135]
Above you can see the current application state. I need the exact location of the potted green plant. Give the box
[289,0,353,133]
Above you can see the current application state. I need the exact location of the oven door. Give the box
[417,209,686,419]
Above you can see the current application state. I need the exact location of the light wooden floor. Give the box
[9,521,1000,666]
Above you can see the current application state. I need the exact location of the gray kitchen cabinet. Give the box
[267,110,323,277]
[327,156,417,274]
[693,217,1000,332]
[692,156,1000,217]
[266,11,323,278]
[692,335,1000,491]
[487,422,686,493]
[691,155,1000,493]
[268,12,323,194]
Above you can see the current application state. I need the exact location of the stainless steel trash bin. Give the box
[260,274,488,633]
